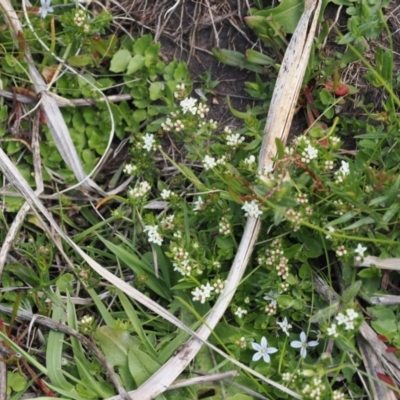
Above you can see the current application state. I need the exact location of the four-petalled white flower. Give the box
[38,0,54,18]
[251,337,278,363]
[277,317,292,336]
[290,331,318,358]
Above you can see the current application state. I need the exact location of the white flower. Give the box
[346,309,359,320]
[226,133,245,148]
[354,243,367,257]
[143,225,163,246]
[234,307,248,318]
[160,189,171,200]
[128,181,151,198]
[242,200,263,218]
[336,245,347,257]
[38,0,53,18]
[251,337,278,363]
[339,160,350,175]
[123,163,137,175]
[277,318,292,336]
[244,155,256,165]
[142,133,156,152]
[193,196,205,212]
[325,226,335,239]
[180,97,198,115]
[305,144,318,160]
[203,155,217,170]
[290,331,319,358]
[327,323,338,338]
[191,282,214,303]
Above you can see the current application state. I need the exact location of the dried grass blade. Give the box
[259,0,322,170]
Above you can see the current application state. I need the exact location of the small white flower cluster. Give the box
[336,245,347,257]
[235,337,246,349]
[142,133,156,152]
[330,136,341,148]
[213,278,226,294]
[128,181,151,199]
[191,282,214,303]
[197,103,210,118]
[225,132,245,148]
[161,117,174,132]
[282,372,295,382]
[264,292,278,315]
[285,208,302,231]
[193,196,205,213]
[80,315,94,325]
[123,163,137,175]
[301,144,319,163]
[296,193,308,204]
[242,200,263,218]
[354,243,367,261]
[324,160,334,170]
[336,308,359,331]
[258,165,275,184]
[333,199,347,215]
[218,216,231,235]
[80,315,94,334]
[174,83,186,98]
[143,225,163,246]
[160,189,177,200]
[244,155,256,165]
[74,10,86,27]
[171,246,192,276]
[180,97,198,115]
[203,155,217,170]
[301,377,326,400]
[160,215,175,230]
[332,390,345,400]
[212,261,221,269]
[234,306,248,318]
[334,160,350,183]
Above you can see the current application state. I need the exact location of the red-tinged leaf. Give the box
[386,347,399,353]
[39,110,47,125]
[377,372,396,388]
[377,334,389,343]
[318,138,328,147]
[334,83,349,96]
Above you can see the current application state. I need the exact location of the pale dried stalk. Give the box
[370,295,400,305]
[359,256,400,270]
[0,114,43,279]
[358,336,398,400]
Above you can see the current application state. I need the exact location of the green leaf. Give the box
[98,237,171,300]
[341,281,362,303]
[212,48,264,73]
[110,49,131,73]
[55,273,74,293]
[117,290,157,357]
[68,55,93,67]
[245,49,275,65]
[7,371,27,392]
[94,326,138,367]
[126,54,144,74]
[133,34,153,56]
[342,217,375,230]
[149,81,164,100]
[301,236,323,258]
[277,294,294,309]
[128,347,161,386]
[250,0,303,34]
